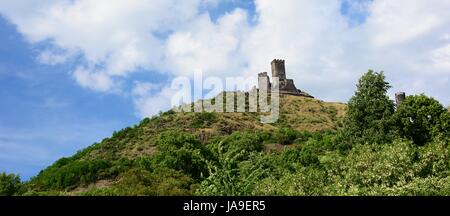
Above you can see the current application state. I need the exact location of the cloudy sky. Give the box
[1,0,449,179]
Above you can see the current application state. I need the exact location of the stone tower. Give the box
[395,92,406,107]
[271,59,286,83]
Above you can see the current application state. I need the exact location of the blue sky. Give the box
[0,16,137,178]
[0,0,259,180]
[1,0,449,180]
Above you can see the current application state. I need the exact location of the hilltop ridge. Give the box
[12,70,450,196]
[23,94,346,195]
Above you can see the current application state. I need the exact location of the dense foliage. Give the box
[3,70,450,196]
[0,172,22,196]
[152,130,210,180]
[339,70,396,148]
[394,94,450,145]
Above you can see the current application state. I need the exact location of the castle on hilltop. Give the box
[258,59,313,98]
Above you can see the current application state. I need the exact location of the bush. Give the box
[220,130,264,154]
[273,127,298,145]
[321,140,450,195]
[81,168,196,196]
[394,94,450,145]
[253,167,328,196]
[198,145,266,196]
[198,130,271,196]
[298,147,320,167]
[0,172,22,196]
[338,141,416,189]
[153,130,210,180]
[29,160,111,190]
[376,176,450,196]
[414,141,449,178]
[191,112,217,128]
[277,146,320,169]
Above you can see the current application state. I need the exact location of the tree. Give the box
[198,142,265,196]
[220,130,264,154]
[394,94,450,145]
[339,70,396,146]
[0,172,22,196]
[153,130,211,180]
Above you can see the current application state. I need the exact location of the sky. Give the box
[0,0,449,180]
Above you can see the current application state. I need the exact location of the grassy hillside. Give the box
[22,94,346,195]
[5,74,449,196]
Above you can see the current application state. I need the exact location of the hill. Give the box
[10,69,450,196]
[21,94,347,195]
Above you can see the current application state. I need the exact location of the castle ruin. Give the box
[258,59,313,98]
[395,92,406,107]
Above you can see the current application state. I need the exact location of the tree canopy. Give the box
[340,70,396,146]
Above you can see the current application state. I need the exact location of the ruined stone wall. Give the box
[281,79,298,92]
[257,59,314,98]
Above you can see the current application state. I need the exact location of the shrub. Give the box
[339,141,416,189]
[220,130,264,154]
[298,147,320,167]
[191,112,217,128]
[198,144,266,196]
[81,168,196,196]
[277,146,320,169]
[153,130,210,180]
[252,167,328,196]
[394,94,450,145]
[0,172,22,196]
[414,141,449,178]
[273,127,298,145]
[319,140,450,195]
[29,160,111,190]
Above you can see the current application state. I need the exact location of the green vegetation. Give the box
[27,159,112,191]
[80,168,197,196]
[394,94,450,145]
[191,112,217,128]
[273,127,298,145]
[3,69,450,196]
[152,130,211,180]
[338,70,396,148]
[0,172,22,196]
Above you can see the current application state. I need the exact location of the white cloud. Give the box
[132,81,160,97]
[73,67,117,92]
[36,49,73,65]
[240,0,356,100]
[1,0,450,115]
[165,9,249,78]
[237,0,450,103]
[132,82,176,117]
[431,44,450,71]
[367,0,450,46]
[0,0,203,91]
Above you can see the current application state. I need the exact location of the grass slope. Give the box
[23,94,346,195]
